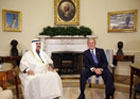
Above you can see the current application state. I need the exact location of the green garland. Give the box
[39,26,92,36]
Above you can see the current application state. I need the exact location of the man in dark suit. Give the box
[77,38,114,99]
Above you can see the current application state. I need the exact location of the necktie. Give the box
[91,51,98,65]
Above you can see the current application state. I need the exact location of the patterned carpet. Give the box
[7,74,140,99]
[63,87,129,99]
[10,85,129,99]
[115,75,140,85]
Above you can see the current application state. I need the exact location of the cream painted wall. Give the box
[0,0,140,56]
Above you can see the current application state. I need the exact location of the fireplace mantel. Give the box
[38,35,96,39]
[38,35,96,56]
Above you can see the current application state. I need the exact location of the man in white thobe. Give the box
[19,39,63,99]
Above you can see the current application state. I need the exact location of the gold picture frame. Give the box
[108,9,137,32]
[54,0,80,26]
[2,9,22,32]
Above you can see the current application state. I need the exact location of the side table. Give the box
[0,63,19,99]
[113,55,135,66]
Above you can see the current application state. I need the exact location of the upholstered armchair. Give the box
[0,87,13,99]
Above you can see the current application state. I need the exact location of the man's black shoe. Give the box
[105,95,110,99]
[111,88,115,99]
[105,87,115,99]
[77,94,85,99]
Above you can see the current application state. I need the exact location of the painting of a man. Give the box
[58,0,76,21]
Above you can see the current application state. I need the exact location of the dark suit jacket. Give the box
[83,48,108,70]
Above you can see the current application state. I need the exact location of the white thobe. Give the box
[19,51,63,99]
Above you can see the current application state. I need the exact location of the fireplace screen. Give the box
[51,51,84,74]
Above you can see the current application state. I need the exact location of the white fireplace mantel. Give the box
[38,35,96,56]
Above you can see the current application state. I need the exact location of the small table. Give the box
[113,55,135,66]
[129,62,140,99]
[0,56,21,66]
[0,63,19,99]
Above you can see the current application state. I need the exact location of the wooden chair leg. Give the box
[134,83,140,99]
[87,77,92,88]
[89,83,92,88]
[133,91,136,99]
[15,75,19,99]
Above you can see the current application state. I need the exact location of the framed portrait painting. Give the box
[108,9,137,32]
[2,9,22,32]
[54,0,80,26]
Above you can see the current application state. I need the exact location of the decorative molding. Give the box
[0,52,10,56]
